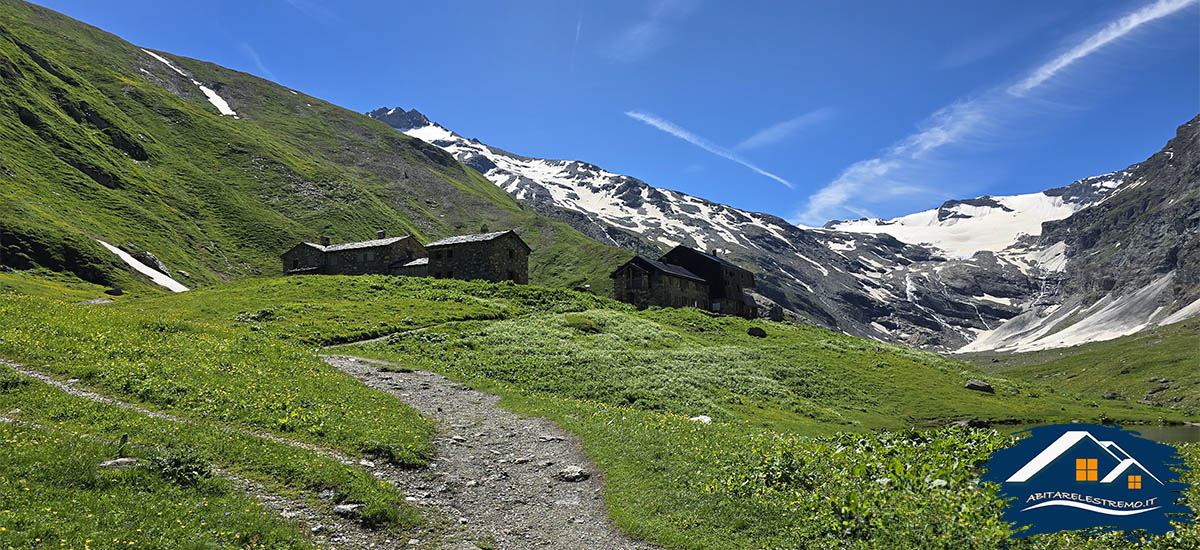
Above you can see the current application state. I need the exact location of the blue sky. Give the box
[34,0,1200,225]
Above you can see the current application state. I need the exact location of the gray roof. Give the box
[664,245,752,274]
[612,256,706,283]
[305,236,411,252]
[425,230,526,249]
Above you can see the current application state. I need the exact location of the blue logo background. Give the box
[982,424,1192,538]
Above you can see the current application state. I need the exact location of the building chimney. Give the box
[710,249,718,256]
[376,229,386,239]
[319,236,331,246]
[480,224,489,233]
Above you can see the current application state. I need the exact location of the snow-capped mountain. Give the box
[369,107,1200,353]
[826,172,1128,259]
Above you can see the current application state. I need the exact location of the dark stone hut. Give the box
[610,245,757,318]
[659,245,757,318]
[425,229,530,283]
[611,256,708,309]
[281,230,425,275]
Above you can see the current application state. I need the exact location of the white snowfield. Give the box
[957,271,1189,353]
[95,240,189,293]
[827,174,1125,258]
[140,48,238,118]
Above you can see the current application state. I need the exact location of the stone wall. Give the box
[612,266,707,309]
[428,234,528,283]
[281,244,326,274]
[325,240,423,276]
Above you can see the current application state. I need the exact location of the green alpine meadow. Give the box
[1,0,1196,549]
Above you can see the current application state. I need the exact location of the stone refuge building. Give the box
[611,245,757,318]
[281,228,529,283]
[281,230,426,276]
[425,229,530,284]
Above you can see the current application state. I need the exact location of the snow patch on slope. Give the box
[957,272,1183,353]
[400,122,794,252]
[141,48,238,118]
[95,240,189,292]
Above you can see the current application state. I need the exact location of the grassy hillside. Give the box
[0,0,628,295]
[2,278,1197,548]
[964,319,1200,411]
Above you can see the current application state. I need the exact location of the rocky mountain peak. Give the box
[366,106,431,131]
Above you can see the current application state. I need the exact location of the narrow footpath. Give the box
[323,354,657,550]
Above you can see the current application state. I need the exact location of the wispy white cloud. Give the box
[607,0,700,61]
[734,108,834,151]
[239,43,276,81]
[796,0,1197,226]
[1010,0,1197,95]
[625,110,793,188]
[570,1,585,71]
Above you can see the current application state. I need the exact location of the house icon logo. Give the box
[982,424,1192,538]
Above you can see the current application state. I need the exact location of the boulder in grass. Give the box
[947,418,990,428]
[98,457,138,470]
[747,327,767,338]
[964,379,994,393]
[333,503,364,517]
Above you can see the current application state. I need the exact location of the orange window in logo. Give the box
[1128,475,1142,489]
[1075,458,1098,481]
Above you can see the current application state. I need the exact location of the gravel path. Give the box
[322,354,657,550]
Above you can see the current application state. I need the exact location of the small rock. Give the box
[964,379,994,393]
[333,503,364,517]
[538,435,565,442]
[311,525,323,535]
[689,415,712,424]
[1102,391,1122,400]
[407,539,420,546]
[98,457,138,470]
[318,489,336,500]
[514,456,532,464]
[930,478,948,488]
[458,517,468,524]
[465,480,479,487]
[947,418,990,428]
[558,466,590,482]
[358,459,375,468]
[747,327,767,338]
[451,435,467,443]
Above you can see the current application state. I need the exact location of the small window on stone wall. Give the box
[508,248,514,259]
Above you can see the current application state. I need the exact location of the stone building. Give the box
[660,245,757,318]
[425,229,530,284]
[281,230,425,275]
[610,256,708,309]
[610,245,757,318]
